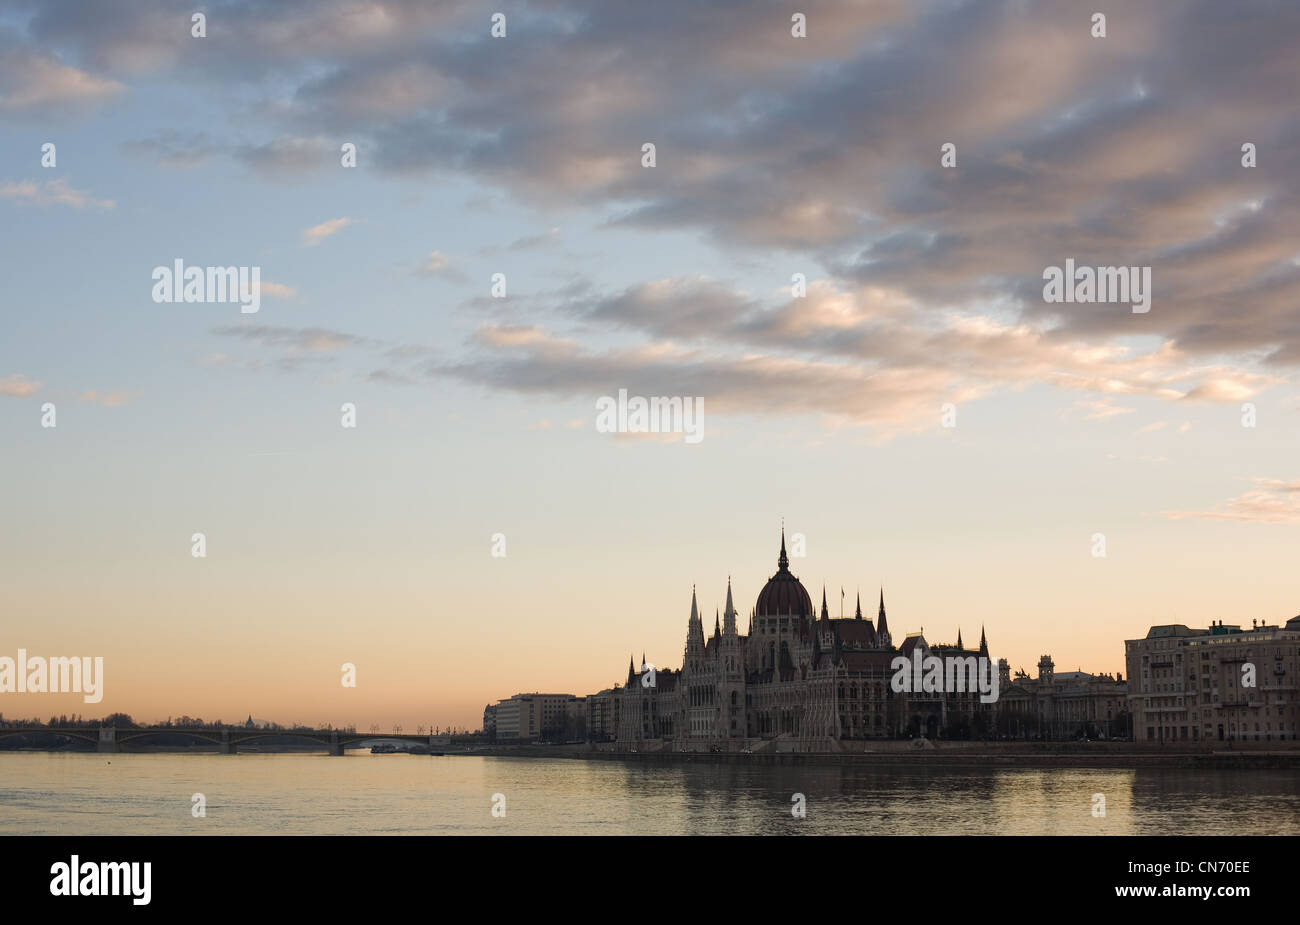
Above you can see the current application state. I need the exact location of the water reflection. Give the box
[2,753,1297,835]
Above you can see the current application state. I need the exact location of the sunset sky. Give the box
[2,0,1299,731]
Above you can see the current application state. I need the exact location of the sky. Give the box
[1,0,1299,732]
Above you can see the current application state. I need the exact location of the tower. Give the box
[817,586,834,652]
[876,589,892,648]
[684,587,705,661]
[720,577,745,743]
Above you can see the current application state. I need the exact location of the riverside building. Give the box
[1125,617,1300,743]
[997,656,1129,739]
[613,532,997,752]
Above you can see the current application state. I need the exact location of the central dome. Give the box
[755,531,813,617]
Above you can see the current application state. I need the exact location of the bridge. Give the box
[0,726,450,755]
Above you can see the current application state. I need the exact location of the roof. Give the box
[755,531,813,617]
[898,635,927,656]
[839,651,897,672]
[833,620,877,647]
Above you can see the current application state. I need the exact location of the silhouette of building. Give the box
[1126,617,1300,743]
[492,693,584,742]
[614,531,996,751]
[997,656,1128,739]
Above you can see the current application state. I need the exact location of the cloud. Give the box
[211,324,367,353]
[252,270,1285,438]
[33,0,477,77]
[0,178,114,209]
[577,276,756,340]
[123,133,333,174]
[1165,479,1300,524]
[1075,399,1136,421]
[0,373,40,397]
[76,390,128,406]
[301,217,351,245]
[235,136,335,175]
[367,368,416,386]
[29,0,1296,432]
[121,131,225,168]
[261,281,298,299]
[436,326,955,437]
[509,227,561,251]
[201,265,1285,438]
[417,250,465,281]
[0,28,123,115]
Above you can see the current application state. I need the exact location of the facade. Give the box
[998,655,1128,739]
[565,696,587,742]
[617,661,679,744]
[1126,617,1300,743]
[493,693,584,742]
[614,532,998,752]
[585,688,620,742]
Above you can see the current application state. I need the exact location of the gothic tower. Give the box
[876,589,892,649]
[720,578,745,743]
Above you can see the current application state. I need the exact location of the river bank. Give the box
[461,741,1300,769]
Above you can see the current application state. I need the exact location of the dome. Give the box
[755,531,813,617]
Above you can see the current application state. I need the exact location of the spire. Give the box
[820,585,829,620]
[979,625,988,656]
[714,610,721,638]
[778,526,789,570]
[956,627,963,649]
[723,577,737,636]
[876,587,890,645]
[855,591,862,620]
[628,654,635,681]
[686,587,705,654]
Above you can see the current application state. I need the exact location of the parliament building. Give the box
[612,532,996,752]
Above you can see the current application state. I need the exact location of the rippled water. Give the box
[2,752,1297,835]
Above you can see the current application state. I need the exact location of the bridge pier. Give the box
[97,727,119,754]
[327,732,345,756]
[217,730,237,754]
